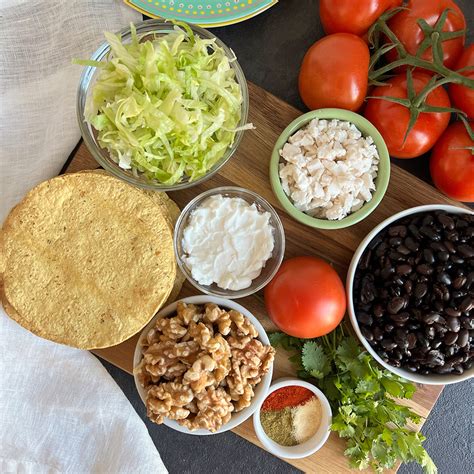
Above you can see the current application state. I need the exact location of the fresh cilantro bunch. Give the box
[270,326,437,473]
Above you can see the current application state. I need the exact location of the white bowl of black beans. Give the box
[347,204,473,385]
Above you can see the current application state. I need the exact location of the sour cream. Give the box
[182,195,275,291]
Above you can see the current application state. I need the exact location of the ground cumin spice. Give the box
[260,407,297,446]
[260,386,322,447]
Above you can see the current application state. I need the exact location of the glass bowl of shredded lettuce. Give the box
[76,20,250,190]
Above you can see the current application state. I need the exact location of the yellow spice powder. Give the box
[292,396,322,443]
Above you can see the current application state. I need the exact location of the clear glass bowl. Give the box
[76,20,249,191]
[174,186,285,299]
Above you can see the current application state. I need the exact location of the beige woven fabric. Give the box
[0,2,168,472]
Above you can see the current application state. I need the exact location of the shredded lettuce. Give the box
[77,23,249,184]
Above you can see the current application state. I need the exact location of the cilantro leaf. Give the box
[301,341,330,379]
[268,332,304,352]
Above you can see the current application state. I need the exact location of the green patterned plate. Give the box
[124,0,278,27]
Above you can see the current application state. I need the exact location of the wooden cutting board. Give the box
[66,81,459,473]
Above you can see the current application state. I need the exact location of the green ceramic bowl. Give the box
[270,109,390,230]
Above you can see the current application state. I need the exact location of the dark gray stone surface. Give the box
[103,1,473,472]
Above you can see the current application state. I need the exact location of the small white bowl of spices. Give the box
[253,378,332,459]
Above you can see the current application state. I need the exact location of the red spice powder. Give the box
[262,386,314,411]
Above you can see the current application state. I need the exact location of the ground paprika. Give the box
[261,386,314,411]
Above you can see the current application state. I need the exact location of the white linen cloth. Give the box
[0,1,168,472]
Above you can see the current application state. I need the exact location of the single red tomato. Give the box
[264,256,346,339]
[320,0,402,36]
[298,33,370,111]
[430,122,474,202]
[364,72,451,158]
[387,0,466,70]
[449,45,474,119]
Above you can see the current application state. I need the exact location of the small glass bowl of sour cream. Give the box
[174,186,285,299]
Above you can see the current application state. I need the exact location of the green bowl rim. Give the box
[269,108,391,230]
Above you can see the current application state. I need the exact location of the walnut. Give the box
[146,382,194,425]
[179,387,234,432]
[229,310,258,338]
[155,316,187,340]
[234,385,254,413]
[176,302,202,325]
[182,354,217,392]
[203,303,232,335]
[135,302,274,433]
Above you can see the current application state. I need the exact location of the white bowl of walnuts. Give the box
[133,295,275,435]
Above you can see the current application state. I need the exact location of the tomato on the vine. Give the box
[449,45,474,119]
[430,122,474,202]
[387,0,466,70]
[298,33,369,111]
[264,256,346,339]
[319,0,402,36]
[364,72,451,159]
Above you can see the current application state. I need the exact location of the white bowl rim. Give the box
[253,377,332,459]
[346,204,474,385]
[133,295,274,435]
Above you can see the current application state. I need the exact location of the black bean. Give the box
[387,296,406,314]
[358,250,372,270]
[436,272,451,286]
[360,326,374,341]
[397,245,411,255]
[446,355,464,367]
[389,225,407,237]
[445,307,461,318]
[373,304,384,318]
[384,323,395,333]
[453,365,464,375]
[445,345,458,357]
[438,213,455,230]
[414,283,428,299]
[405,237,419,252]
[431,242,447,252]
[389,237,402,247]
[432,340,443,349]
[437,251,449,262]
[444,240,456,254]
[458,244,474,258]
[450,255,465,265]
[375,242,388,257]
[423,214,434,226]
[459,296,473,313]
[381,338,397,351]
[390,312,410,325]
[389,250,405,261]
[447,317,461,333]
[423,312,441,325]
[396,264,412,276]
[435,365,453,374]
[357,312,373,326]
[426,350,445,366]
[452,275,467,289]
[389,359,402,368]
[407,363,421,372]
[423,248,435,264]
[417,264,433,275]
[461,316,474,330]
[446,230,459,242]
[426,326,436,339]
[381,267,395,279]
[444,332,458,345]
[373,326,384,341]
[420,226,441,241]
[466,272,474,290]
[434,321,448,334]
[457,329,469,348]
